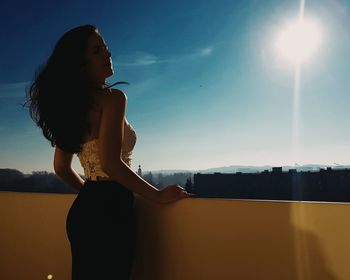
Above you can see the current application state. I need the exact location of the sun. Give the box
[275,18,322,65]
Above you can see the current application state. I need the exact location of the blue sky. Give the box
[1,0,350,174]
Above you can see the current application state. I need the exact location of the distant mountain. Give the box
[0,168,26,182]
[4,163,350,178]
[143,164,350,175]
[142,169,195,175]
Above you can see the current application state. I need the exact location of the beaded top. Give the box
[76,121,137,180]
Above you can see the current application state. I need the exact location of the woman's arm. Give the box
[98,90,160,202]
[53,146,84,193]
[55,167,84,193]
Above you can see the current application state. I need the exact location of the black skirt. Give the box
[66,179,137,280]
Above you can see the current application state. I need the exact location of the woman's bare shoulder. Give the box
[100,88,127,107]
[109,88,127,99]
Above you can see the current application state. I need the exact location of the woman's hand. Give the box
[155,184,194,204]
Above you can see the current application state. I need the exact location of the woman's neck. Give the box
[88,80,107,90]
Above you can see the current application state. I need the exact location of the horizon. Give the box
[4,163,350,176]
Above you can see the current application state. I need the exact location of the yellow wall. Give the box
[1,191,350,280]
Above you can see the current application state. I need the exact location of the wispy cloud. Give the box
[134,54,159,65]
[0,81,30,99]
[0,81,30,91]
[115,45,215,67]
[197,47,213,56]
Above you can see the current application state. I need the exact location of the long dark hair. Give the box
[22,24,129,153]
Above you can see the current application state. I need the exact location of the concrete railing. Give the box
[1,191,350,280]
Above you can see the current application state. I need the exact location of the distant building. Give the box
[193,167,350,202]
[137,164,142,176]
[272,167,282,173]
[185,177,194,193]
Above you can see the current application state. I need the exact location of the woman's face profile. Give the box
[84,31,113,85]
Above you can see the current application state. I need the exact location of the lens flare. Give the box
[275,18,322,65]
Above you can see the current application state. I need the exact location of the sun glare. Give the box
[275,18,322,64]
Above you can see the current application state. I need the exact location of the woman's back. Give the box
[76,89,137,180]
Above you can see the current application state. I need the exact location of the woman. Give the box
[25,24,193,279]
